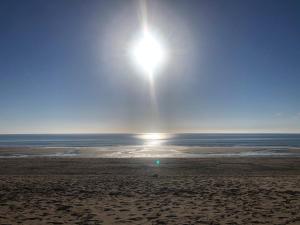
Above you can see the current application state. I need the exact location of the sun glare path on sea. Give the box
[137,133,171,146]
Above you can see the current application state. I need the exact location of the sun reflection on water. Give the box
[137,133,171,146]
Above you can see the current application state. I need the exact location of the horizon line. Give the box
[1,132,300,135]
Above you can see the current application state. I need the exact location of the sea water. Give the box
[0,133,300,158]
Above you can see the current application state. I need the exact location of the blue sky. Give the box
[0,0,299,133]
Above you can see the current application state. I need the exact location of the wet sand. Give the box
[0,157,299,224]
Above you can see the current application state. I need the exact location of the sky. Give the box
[0,0,299,134]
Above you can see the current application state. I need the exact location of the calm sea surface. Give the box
[0,134,300,157]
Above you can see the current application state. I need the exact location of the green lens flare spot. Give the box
[155,160,160,165]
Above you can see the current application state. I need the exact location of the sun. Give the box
[130,29,167,77]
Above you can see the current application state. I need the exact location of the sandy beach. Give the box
[0,157,299,225]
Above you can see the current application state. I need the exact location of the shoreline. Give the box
[0,146,300,158]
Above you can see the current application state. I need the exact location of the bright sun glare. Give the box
[140,133,165,140]
[131,29,167,76]
[138,133,169,146]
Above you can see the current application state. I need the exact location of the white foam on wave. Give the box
[0,145,300,158]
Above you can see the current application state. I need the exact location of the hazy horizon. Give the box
[1,131,300,135]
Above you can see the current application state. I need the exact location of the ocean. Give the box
[0,133,300,158]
